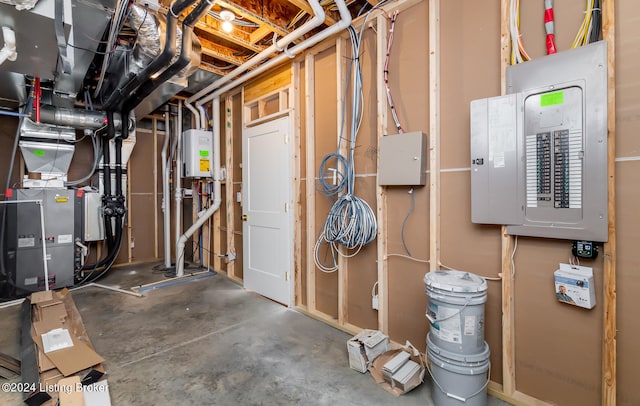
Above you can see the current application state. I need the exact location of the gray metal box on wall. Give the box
[470,41,608,242]
[378,132,426,186]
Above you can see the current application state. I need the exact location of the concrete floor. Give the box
[0,264,511,405]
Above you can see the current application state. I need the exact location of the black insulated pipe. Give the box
[124,0,214,111]
[103,0,199,111]
[103,111,114,247]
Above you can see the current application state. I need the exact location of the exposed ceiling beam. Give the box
[286,0,336,26]
[198,37,249,66]
[216,0,291,39]
[198,62,229,77]
[249,25,274,44]
[196,15,267,54]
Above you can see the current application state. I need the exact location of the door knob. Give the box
[242,214,248,221]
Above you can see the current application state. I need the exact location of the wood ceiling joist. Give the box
[249,25,274,44]
[286,0,336,26]
[198,62,229,76]
[216,0,291,39]
[198,37,249,66]
[196,15,267,53]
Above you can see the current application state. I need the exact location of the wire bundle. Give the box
[509,0,530,64]
[314,5,394,272]
[572,0,601,48]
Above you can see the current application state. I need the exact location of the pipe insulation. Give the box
[176,98,221,277]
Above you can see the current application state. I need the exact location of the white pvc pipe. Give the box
[161,110,172,268]
[195,0,351,106]
[176,97,222,276]
[197,104,207,129]
[184,100,200,130]
[186,0,326,104]
[174,100,183,268]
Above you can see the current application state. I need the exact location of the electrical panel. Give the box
[182,129,212,178]
[470,41,608,242]
[378,131,427,186]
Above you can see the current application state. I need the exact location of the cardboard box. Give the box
[369,342,425,396]
[554,263,596,309]
[24,290,109,406]
[347,330,389,373]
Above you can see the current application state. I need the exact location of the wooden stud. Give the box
[305,53,317,312]
[499,0,516,397]
[153,118,158,259]
[292,62,303,306]
[602,0,616,404]
[375,13,389,334]
[428,0,440,274]
[336,36,348,326]
[126,150,133,263]
[225,94,236,279]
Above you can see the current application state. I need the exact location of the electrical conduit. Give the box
[176,98,221,277]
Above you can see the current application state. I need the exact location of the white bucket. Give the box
[426,333,490,406]
[424,270,488,354]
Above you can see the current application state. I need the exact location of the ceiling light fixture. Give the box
[220,10,235,33]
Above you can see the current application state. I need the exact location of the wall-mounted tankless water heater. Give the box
[183,129,213,178]
[470,41,608,242]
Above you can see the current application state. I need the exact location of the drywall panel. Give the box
[616,0,640,157]
[440,0,500,170]
[616,161,640,406]
[439,170,503,382]
[129,131,154,194]
[386,186,430,351]
[345,175,378,329]
[129,194,156,261]
[514,237,603,405]
[313,46,339,318]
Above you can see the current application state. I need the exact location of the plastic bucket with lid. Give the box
[426,332,490,406]
[424,270,488,354]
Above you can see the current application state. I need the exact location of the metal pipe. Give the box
[195,0,351,106]
[161,108,172,268]
[187,0,326,104]
[38,106,119,129]
[177,97,221,276]
[174,100,183,267]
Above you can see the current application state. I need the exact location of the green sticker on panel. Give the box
[540,91,564,107]
[33,150,45,157]
[199,150,209,157]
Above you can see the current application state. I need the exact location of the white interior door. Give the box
[242,116,292,306]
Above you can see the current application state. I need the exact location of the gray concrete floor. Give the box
[0,263,512,405]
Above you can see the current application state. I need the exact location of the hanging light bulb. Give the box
[220,10,235,33]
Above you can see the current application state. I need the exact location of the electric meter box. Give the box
[470,41,608,242]
[182,129,212,178]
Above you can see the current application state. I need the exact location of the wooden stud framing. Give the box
[428,0,440,274]
[304,53,317,312]
[292,62,303,306]
[336,37,348,326]
[499,0,517,398]
[602,0,616,403]
[375,13,389,334]
[225,94,236,279]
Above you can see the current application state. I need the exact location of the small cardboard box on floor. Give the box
[23,289,111,406]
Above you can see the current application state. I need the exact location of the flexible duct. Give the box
[103,0,199,110]
[176,98,221,277]
[124,0,213,111]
